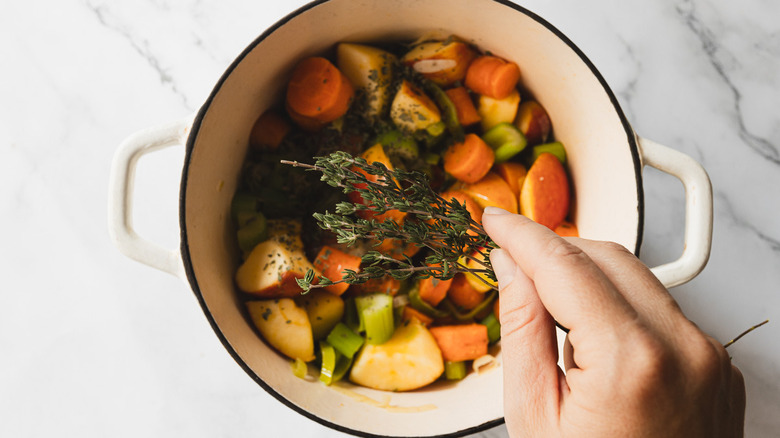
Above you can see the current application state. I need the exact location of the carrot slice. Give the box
[464,55,521,100]
[554,220,579,237]
[448,273,484,310]
[519,152,570,230]
[439,190,483,231]
[286,57,354,127]
[429,324,489,362]
[494,162,528,198]
[402,306,434,326]
[249,110,290,150]
[445,87,481,126]
[352,275,402,296]
[418,275,453,307]
[312,245,362,296]
[443,133,495,183]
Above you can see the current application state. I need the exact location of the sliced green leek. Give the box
[231,192,261,226]
[326,323,364,359]
[319,341,338,385]
[291,357,308,379]
[355,293,395,345]
[408,284,449,318]
[482,122,527,163]
[480,312,501,344]
[532,142,567,165]
[318,341,353,385]
[422,79,463,141]
[342,297,362,333]
[375,130,419,161]
[444,361,466,380]
[425,121,446,138]
[441,290,497,322]
[236,213,268,253]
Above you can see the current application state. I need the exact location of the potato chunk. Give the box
[337,43,396,119]
[296,290,345,340]
[349,319,443,391]
[390,80,441,132]
[247,299,315,362]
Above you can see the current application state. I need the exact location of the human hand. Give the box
[481,208,745,438]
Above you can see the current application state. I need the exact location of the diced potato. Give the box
[337,43,397,119]
[247,299,315,362]
[295,290,345,340]
[349,319,444,391]
[390,80,441,132]
[478,89,521,131]
[235,236,320,298]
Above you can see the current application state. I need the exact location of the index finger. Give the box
[482,208,638,340]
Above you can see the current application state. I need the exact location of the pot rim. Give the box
[178,0,644,436]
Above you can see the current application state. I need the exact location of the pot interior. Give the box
[181,0,641,436]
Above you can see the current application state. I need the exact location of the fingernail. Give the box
[489,248,516,286]
[483,206,512,216]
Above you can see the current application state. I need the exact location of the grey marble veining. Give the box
[1,1,777,437]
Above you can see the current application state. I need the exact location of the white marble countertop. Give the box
[2,1,778,437]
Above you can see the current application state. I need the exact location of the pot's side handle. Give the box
[108,118,192,280]
[638,136,713,288]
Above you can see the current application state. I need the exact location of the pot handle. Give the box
[108,118,192,280]
[638,136,713,288]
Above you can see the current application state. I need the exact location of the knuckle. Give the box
[543,236,588,264]
[628,332,675,385]
[598,240,633,256]
[688,336,729,386]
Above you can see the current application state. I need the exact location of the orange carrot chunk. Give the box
[448,273,485,310]
[286,57,354,129]
[429,324,489,362]
[439,190,483,229]
[519,152,571,230]
[445,87,481,126]
[249,110,291,150]
[418,274,453,307]
[554,220,579,237]
[352,275,402,296]
[312,245,362,296]
[494,161,528,198]
[464,55,521,100]
[443,133,495,183]
[402,306,434,326]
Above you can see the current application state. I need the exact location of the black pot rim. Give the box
[179,1,643,437]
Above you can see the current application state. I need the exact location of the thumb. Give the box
[490,248,561,432]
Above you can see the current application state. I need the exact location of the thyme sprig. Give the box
[282,151,498,293]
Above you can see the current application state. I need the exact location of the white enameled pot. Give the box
[108,0,713,436]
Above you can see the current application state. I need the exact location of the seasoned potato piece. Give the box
[350,319,443,391]
[296,290,345,340]
[247,299,315,362]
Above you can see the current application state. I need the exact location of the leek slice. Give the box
[482,122,527,163]
[480,312,501,344]
[231,192,261,226]
[375,130,419,161]
[326,323,364,359]
[441,290,497,322]
[319,341,337,385]
[422,79,463,141]
[532,141,567,164]
[318,341,353,385]
[236,213,268,253]
[355,293,395,345]
[444,361,466,380]
[291,358,308,379]
[408,284,449,318]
